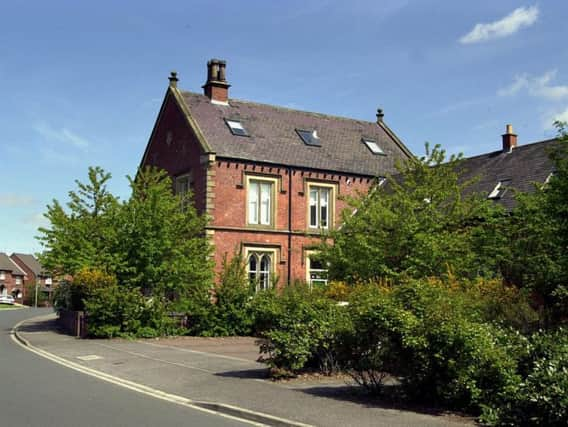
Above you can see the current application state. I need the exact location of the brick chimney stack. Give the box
[502,124,518,153]
[203,59,230,103]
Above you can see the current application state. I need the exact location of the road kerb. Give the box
[12,316,313,427]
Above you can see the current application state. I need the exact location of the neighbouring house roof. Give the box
[458,138,558,210]
[11,253,46,277]
[0,253,26,276]
[179,91,413,177]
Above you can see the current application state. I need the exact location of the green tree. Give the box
[323,143,503,282]
[37,166,119,276]
[113,166,213,301]
[501,123,568,325]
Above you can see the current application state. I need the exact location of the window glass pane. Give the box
[363,139,384,155]
[308,255,328,288]
[248,181,259,223]
[259,255,271,290]
[226,120,248,136]
[248,254,258,284]
[320,188,329,228]
[260,182,271,225]
[309,189,318,227]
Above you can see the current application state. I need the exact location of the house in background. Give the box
[140,58,413,288]
[459,124,557,210]
[10,253,56,305]
[0,252,26,302]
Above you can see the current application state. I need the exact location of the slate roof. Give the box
[11,253,45,276]
[180,91,412,177]
[458,138,558,210]
[0,252,26,276]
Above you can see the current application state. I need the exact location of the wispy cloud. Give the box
[498,70,568,100]
[0,194,35,207]
[460,5,539,44]
[541,107,568,130]
[427,96,490,117]
[22,213,49,228]
[39,146,80,164]
[33,122,90,150]
[552,107,568,123]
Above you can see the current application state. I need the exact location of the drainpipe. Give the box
[287,166,292,286]
[34,280,39,308]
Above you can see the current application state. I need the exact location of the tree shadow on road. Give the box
[295,384,475,422]
[214,368,270,380]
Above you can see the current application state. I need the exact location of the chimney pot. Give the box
[218,60,227,82]
[502,124,517,153]
[203,58,231,103]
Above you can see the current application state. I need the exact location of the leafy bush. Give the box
[84,284,144,338]
[182,252,255,337]
[258,284,352,375]
[213,253,255,336]
[482,329,568,426]
[346,280,521,411]
[53,268,117,313]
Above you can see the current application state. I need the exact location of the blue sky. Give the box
[1,1,567,253]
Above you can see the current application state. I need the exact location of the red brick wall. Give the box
[142,93,377,288]
[0,270,24,301]
[143,91,207,213]
[210,159,374,286]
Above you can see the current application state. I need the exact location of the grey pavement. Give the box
[1,308,249,427]
[15,312,477,427]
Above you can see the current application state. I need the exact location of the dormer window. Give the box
[488,179,511,199]
[296,129,321,147]
[225,119,248,137]
[362,138,385,155]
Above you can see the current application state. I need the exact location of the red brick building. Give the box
[0,252,26,302]
[140,59,412,288]
[10,253,56,304]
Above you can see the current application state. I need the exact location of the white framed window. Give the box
[0,271,5,281]
[245,247,278,292]
[15,277,22,285]
[488,179,511,199]
[175,172,193,196]
[308,183,335,229]
[247,176,277,226]
[362,138,385,155]
[225,119,249,137]
[305,251,328,288]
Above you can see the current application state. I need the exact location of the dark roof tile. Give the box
[458,139,558,210]
[0,252,26,276]
[181,92,411,176]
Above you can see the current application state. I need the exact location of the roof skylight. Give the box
[362,138,385,155]
[225,119,248,137]
[296,129,321,147]
[488,179,511,199]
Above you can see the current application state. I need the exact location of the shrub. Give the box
[84,284,145,338]
[346,279,521,411]
[258,284,352,375]
[482,329,568,426]
[182,252,256,337]
[213,253,255,336]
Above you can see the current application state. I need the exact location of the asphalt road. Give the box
[0,308,249,427]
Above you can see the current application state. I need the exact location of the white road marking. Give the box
[137,340,262,364]
[11,316,313,427]
[94,342,216,374]
[77,354,103,361]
